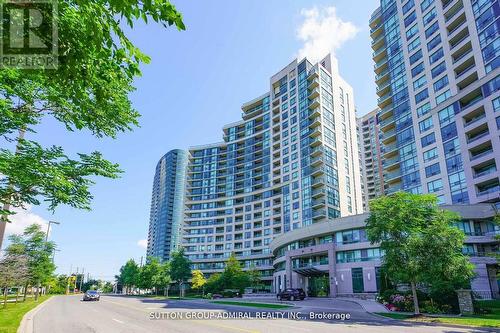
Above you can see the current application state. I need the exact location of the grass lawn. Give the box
[210,301,293,309]
[0,295,51,333]
[375,300,500,328]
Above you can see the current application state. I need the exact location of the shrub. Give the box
[390,294,414,312]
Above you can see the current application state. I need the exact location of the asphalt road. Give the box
[31,295,498,333]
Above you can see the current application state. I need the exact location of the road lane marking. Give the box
[112,318,125,324]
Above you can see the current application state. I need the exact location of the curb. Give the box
[369,312,500,332]
[335,297,389,313]
[17,296,55,333]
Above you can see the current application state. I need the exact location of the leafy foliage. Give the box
[191,270,206,291]
[367,192,475,314]
[7,224,56,286]
[0,0,185,221]
[169,249,192,287]
[205,254,251,294]
[117,259,140,293]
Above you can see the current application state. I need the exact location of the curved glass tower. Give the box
[183,55,363,292]
[147,149,188,262]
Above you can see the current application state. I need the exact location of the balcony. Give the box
[309,97,320,109]
[312,188,326,198]
[469,141,493,161]
[385,169,402,182]
[376,80,391,96]
[308,77,320,89]
[375,67,389,81]
[383,155,400,169]
[312,209,327,220]
[386,183,403,194]
[308,68,319,80]
[310,137,321,148]
[311,166,325,177]
[310,155,323,167]
[381,128,396,144]
[466,123,489,144]
[308,87,320,99]
[473,161,497,179]
[372,46,387,62]
[309,127,322,138]
[310,146,323,157]
[312,199,326,209]
[311,177,324,188]
[371,33,385,50]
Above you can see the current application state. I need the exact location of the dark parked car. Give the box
[277,288,306,301]
[83,290,100,301]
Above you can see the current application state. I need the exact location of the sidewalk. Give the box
[336,297,389,313]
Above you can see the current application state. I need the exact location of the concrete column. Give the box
[285,254,292,289]
[328,242,337,297]
[456,289,474,315]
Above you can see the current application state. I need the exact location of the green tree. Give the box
[247,264,261,291]
[366,192,475,315]
[138,257,162,292]
[169,249,191,298]
[205,273,223,294]
[191,270,206,295]
[221,253,250,292]
[0,0,185,248]
[118,259,140,294]
[7,224,56,301]
[155,262,172,297]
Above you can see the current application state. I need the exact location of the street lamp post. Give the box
[45,220,60,242]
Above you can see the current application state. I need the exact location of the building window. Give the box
[433,75,449,92]
[417,102,431,117]
[436,89,451,104]
[425,162,441,177]
[427,179,443,193]
[427,34,441,51]
[431,62,446,78]
[423,147,438,162]
[413,75,427,90]
[419,117,433,133]
[421,132,436,147]
[429,47,444,64]
[415,88,429,104]
[422,7,436,26]
[425,21,439,38]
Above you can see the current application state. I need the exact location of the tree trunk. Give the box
[15,287,19,303]
[3,286,8,308]
[23,282,28,301]
[35,280,40,301]
[411,281,420,315]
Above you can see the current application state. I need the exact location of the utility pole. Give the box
[0,129,26,250]
[79,268,85,291]
[140,256,143,267]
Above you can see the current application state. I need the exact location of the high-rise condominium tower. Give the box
[357,109,385,211]
[147,149,188,262]
[370,0,499,204]
[183,55,363,291]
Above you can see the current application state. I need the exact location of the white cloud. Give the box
[137,239,148,249]
[296,6,359,71]
[4,205,49,238]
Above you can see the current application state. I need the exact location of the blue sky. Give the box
[5,0,379,280]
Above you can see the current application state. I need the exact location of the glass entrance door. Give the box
[308,274,330,297]
[351,268,364,293]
